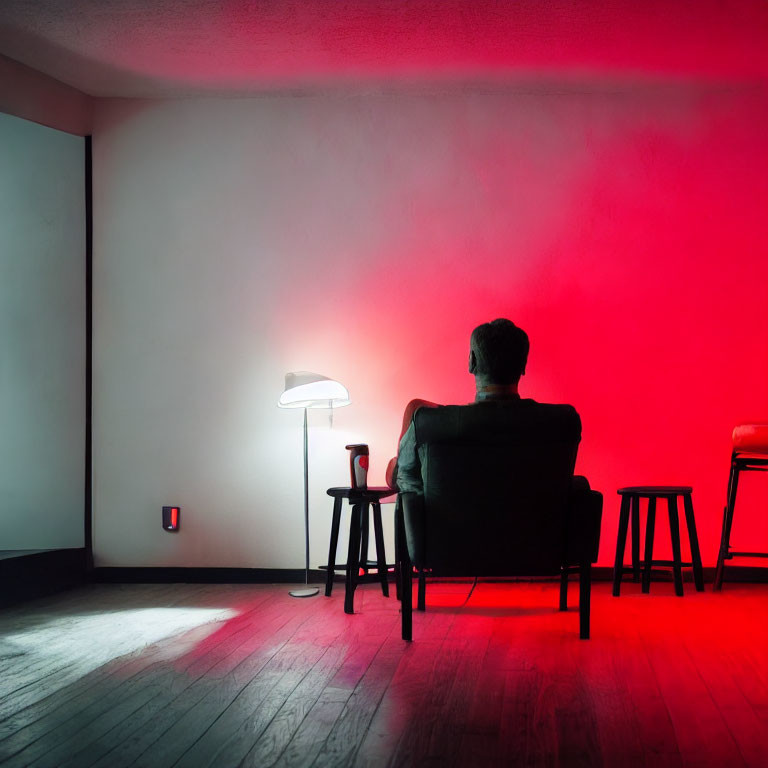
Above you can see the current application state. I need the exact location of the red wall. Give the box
[270,86,768,566]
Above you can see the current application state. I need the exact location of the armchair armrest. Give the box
[565,487,603,564]
[400,492,426,568]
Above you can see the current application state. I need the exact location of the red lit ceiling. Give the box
[0,0,767,97]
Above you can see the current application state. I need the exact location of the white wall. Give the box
[92,89,768,569]
[0,112,86,549]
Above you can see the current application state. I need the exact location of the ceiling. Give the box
[1,0,767,98]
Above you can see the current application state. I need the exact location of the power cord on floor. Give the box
[459,576,479,607]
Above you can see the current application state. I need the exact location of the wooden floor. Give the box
[0,579,766,768]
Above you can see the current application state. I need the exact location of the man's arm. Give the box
[394,420,423,493]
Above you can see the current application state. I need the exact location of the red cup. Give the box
[345,444,369,489]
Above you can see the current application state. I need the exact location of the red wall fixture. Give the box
[162,506,180,532]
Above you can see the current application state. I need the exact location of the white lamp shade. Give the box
[278,371,351,408]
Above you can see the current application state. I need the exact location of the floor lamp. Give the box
[279,372,350,598]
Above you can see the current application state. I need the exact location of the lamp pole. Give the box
[279,372,349,598]
[290,406,319,597]
[303,406,310,583]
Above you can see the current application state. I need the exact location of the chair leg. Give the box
[417,570,426,611]
[394,497,402,601]
[631,494,641,582]
[642,497,656,594]
[325,496,343,597]
[613,494,632,596]
[559,568,568,611]
[372,502,389,597]
[344,503,362,614]
[668,496,684,597]
[579,562,591,639]
[714,461,739,591]
[682,492,704,592]
[397,509,413,641]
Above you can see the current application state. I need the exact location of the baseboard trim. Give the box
[4,560,762,609]
[595,565,768,583]
[0,548,87,607]
[91,567,329,584]
[89,564,768,585]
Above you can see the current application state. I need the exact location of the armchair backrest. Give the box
[409,400,581,576]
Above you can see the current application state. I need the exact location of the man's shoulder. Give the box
[414,399,581,441]
[429,399,579,418]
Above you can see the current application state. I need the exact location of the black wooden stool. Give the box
[324,487,396,613]
[613,486,704,597]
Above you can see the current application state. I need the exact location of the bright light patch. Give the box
[0,606,236,699]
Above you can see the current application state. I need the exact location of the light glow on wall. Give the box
[91,7,768,571]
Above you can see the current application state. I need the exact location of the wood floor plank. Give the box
[0,592,184,718]
[0,587,275,763]
[642,609,748,768]
[684,640,768,768]
[603,606,681,768]
[52,606,282,768]
[276,686,352,768]
[218,641,348,767]
[0,608,277,767]
[574,628,645,767]
[425,613,495,766]
[354,626,450,767]
[0,584,225,723]
[370,587,464,767]
[310,633,403,768]
[172,599,348,768]
[0,582,766,768]
[88,596,304,768]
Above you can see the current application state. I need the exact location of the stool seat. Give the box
[732,424,768,456]
[327,486,396,501]
[618,486,692,496]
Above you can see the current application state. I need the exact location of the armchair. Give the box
[395,401,602,640]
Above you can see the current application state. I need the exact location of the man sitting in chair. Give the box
[388,318,589,494]
[390,318,601,641]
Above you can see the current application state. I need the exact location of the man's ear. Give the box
[468,350,477,374]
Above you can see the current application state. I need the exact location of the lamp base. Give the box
[289,587,320,598]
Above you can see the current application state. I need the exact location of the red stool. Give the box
[714,424,768,590]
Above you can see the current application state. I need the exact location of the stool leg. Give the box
[325,496,343,597]
[682,492,704,592]
[642,497,656,594]
[631,494,641,582]
[372,502,389,597]
[417,570,426,611]
[360,504,370,574]
[613,494,632,596]
[560,567,568,611]
[714,460,740,591]
[344,502,363,614]
[668,496,684,597]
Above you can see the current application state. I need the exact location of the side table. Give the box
[324,487,396,613]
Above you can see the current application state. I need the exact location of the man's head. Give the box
[469,319,529,385]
